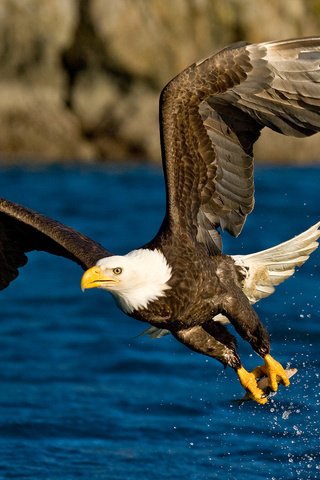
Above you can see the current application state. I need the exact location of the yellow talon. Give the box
[237,366,267,405]
[263,354,290,391]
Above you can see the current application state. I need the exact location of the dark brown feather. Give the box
[159,37,320,252]
[0,198,111,290]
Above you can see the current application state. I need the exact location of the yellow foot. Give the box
[237,366,267,405]
[253,354,290,392]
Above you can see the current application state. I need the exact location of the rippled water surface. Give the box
[0,164,319,479]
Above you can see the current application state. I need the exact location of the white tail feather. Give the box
[232,222,320,303]
[141,222,320,338]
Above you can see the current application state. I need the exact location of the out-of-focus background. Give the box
[1,0,320,166]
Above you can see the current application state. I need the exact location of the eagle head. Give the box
[81,248,172,313]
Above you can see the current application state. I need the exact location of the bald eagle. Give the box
[1,37,320,404]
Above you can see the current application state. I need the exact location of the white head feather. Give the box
[96,249,172,313]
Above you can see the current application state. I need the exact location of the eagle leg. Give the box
[236,366,267,405]
[252,354,290,392]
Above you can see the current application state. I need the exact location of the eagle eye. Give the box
[113,267,123,275]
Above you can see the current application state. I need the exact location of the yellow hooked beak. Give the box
[81,266,119,291]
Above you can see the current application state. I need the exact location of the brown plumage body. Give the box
[136,232,269,369]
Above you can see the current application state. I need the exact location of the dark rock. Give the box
[1,0,320,164]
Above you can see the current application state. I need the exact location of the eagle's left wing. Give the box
[160,37,320,253]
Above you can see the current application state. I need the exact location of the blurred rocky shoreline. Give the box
[1,0,320,165]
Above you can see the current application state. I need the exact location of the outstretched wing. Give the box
[0,198,111,290]
[160,37,320,253]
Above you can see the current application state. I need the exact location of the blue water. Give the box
[0,164,319,480]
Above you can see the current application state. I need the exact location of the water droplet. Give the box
[282,410,291,420]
